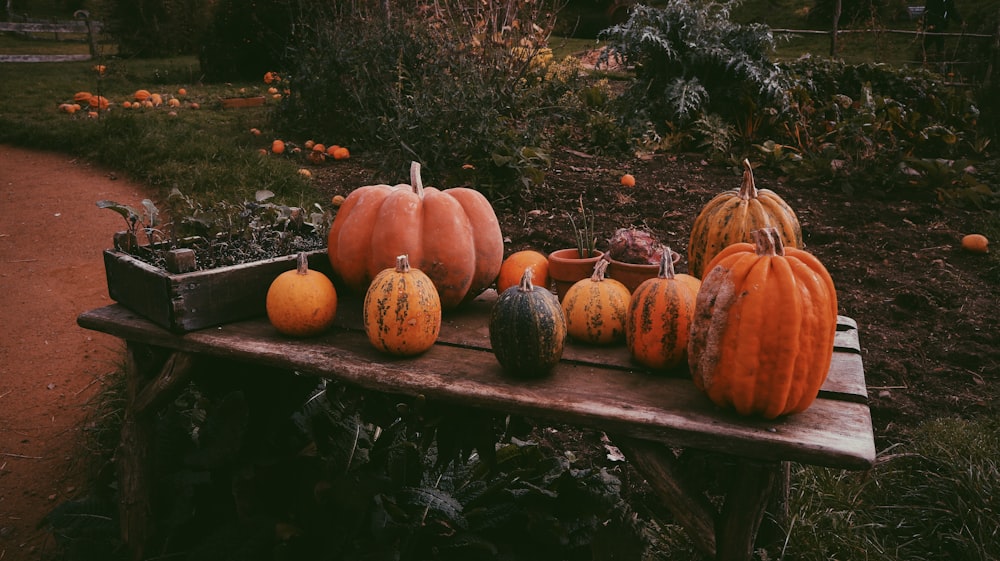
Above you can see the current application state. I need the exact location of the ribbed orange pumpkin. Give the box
[562,259,631,345]
[73,91,92,103]
[687,159,802,279]
[688,227,838,419]
[497,250,550,294]
[134,89,152,101]
[363,254,442,356]
[626,247,701,370]
[328,161,504,310]
[265,253,338,337]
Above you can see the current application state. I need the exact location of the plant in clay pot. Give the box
[605,227,677,294]
[548,195,604,301]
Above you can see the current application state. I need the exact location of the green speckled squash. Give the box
[489,268,567,377]
[364,254,442,356]
[688,159,802,279]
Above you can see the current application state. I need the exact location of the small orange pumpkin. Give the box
[73,91,92,103]
[688,227,838,418]
[688,159,802,279]
[961,233,989,254]
[265,253,338,337]
[625,247,700,370]
[134,89,152,101]
[562,258,631,345]
[271,139,286,154]
[363,254,442,356]
[497,250,550,294]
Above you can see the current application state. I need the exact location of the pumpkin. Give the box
[625,247,700,370]
[688,159,802,279]
[363,254,442,356]
[73,91,92,103]
[489,268,567,377]
[271,139,286,154]
[134,89,152,101]
[620,173,636,187]
[688,227,838,419]
[497,250,550,294]
[265,252,338,337]
[961,233,989,254]
[328,161,504,310]
[562,258,631,345]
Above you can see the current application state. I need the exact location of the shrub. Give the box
[103,0,215,58]
[272,0,599,198]
[599,1,789,129]
[198,0,296,81]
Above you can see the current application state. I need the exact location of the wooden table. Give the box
[78,290,875,561]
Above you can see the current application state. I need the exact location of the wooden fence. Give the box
[0,10,103,62]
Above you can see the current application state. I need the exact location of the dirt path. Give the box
[0,145,155,559]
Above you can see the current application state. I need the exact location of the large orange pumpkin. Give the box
[687,159,802,279]
[625,247,700,370]
[688,227,838,419]
[328,161,504,310]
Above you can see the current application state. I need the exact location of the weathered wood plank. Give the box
[0,21,97,33]
[78,304,876,469]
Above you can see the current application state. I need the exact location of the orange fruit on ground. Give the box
[497,250,550,294]
[332,147,350,160]
[961,234,989,254]
[621,173,636,187]
[312,143,326,154]
[271,139,286,154]
[178,88,187,96]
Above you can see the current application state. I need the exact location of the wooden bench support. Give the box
[117,344,194,561]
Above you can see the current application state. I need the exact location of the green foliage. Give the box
[758,56,988,197]
[782,415,1000,561]
[272,0,594,198]
[103,0,215,57]
[198,0,296,81]
[599,1,789,127]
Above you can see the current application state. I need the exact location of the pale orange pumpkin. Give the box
[688,227,838,418]
[328,161,504,310]
[265,253,338,337]
[363,254,442,356]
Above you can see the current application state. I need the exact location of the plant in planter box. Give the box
[98,189,334,332]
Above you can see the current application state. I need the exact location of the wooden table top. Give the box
[78,290,875,470]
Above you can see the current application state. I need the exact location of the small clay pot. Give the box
[547,248,605,301]
[608,250,681,294]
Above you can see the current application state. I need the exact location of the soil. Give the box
[1,143,998,560]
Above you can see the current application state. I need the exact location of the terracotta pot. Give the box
[547,248,604,301]
[607,250,681,294]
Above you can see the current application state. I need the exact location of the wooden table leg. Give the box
[715,460,781,561]
[117,342,194,561]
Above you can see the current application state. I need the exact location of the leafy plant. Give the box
[599,0,789,127]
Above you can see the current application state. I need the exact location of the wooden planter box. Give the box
[103,247,332,332]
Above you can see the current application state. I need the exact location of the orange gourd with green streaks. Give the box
[687,159,802,279]
[625,247,700,370]
[562,258,631,345]
[688,227,838,418]
[363,254,442,356]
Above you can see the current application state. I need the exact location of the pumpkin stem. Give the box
[738,159,759,201]
[590,258,609,281]
[657,246,679,279]
[409,161,424,198]
[295,252,310,275]
[518,266,536,292]
[751,227,785,257]
[395,254,411,273]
